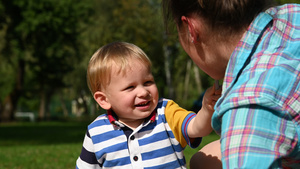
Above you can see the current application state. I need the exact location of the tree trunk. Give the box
[163,45,174,98]
[183,60,192,101]
[193,64,203,94]
[59,93,69,117]
[1,96,13,122]
[80,91,89,116]
[0,60,24,122]
[38,91,46,120]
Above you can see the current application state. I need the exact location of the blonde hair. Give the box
[87,42,152,94]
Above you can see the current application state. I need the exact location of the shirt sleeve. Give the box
[164,100,202,148]
[220,105,298,168]
[76,130,102,169]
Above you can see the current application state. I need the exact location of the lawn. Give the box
[0,121,220,169]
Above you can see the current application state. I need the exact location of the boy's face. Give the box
[103,60,159,126]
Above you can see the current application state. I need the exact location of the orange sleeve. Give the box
[164,100,196,147]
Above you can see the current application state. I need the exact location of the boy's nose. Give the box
[137,87,149,97]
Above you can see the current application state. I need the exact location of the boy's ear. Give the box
[94,91,111,110]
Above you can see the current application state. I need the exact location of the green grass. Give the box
[184,132,220,168]
[0,121,219,169]
[0,121,88,169]
[0,143,81,169]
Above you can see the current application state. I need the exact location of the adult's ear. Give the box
[181,16,199,43]
[94,91,111,110]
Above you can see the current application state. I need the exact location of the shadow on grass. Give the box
[0,121,91,146]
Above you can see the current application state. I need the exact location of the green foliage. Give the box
[13,0,92,87]
[2,0,297,118]
[0,0,217,117]
[0,0,93,117]
[276,0,299,4]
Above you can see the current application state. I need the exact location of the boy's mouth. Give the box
[135,101,150,107]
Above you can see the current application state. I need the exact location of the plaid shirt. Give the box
[212,4,300,168]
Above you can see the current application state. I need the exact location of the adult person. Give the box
[162,0,300,168]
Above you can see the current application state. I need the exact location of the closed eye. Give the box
[124,86,134,90]
[144,80,154,86]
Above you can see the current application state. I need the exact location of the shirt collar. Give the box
[226,12,273,85]
[215,11,273,115]
[107,109,156,127]
[225,12,273,87]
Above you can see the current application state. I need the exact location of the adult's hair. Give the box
[87,42,152,94]
[162,0,275,34]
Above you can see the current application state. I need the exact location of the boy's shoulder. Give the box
[157,98,180,108]
[156,98,180,115]
[87,113,111,130]
[157,98,172,108]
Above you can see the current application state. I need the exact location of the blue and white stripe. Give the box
[76,98,199,169]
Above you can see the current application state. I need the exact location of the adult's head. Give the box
[162,0,274,79]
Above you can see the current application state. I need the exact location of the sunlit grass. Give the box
[0,121,219,169]
[0,121,88,169]
[0,143,82,169]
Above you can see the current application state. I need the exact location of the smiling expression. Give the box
[104,60,159,127]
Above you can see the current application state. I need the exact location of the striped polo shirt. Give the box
[76,98,201,169]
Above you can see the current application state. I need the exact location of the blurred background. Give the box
[0,0,297,168]
[0,0,213,123]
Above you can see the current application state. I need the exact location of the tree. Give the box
[0,0,92,121]
[0,0,223,122]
